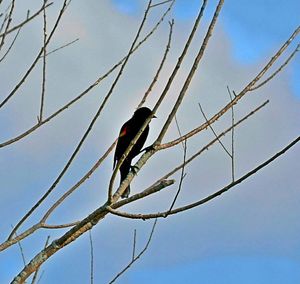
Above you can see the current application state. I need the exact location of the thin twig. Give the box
[150,0,172,8]
[36,271,44,284]
[109,219,157,284]
[11,226,26,267]
[158,26,300,150]
[0,0,174,148]
[152,0,208,119]
[145,101,269,191]
[132,229,137,261]
[0,13,8,34]
[165,114,187,215]
[107,135,300,220]
[38,0,47,123]
[250,43,300,91]
[3,141,115,248]
[227,86,235,181]
[174,115,185,150]
[137,19,174,108]
[89,230,94,284]
[41,140,117,223]
[42,222,80,229]
[155,0,224,144]
[198,102,231,157]
[166,139,187,216]
[0,0,67,109]
[0,0,15,51]
[43,38,79,57]
[0,18,22,62]
[0,2,53,38]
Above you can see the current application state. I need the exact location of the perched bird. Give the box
[114,107,154,198]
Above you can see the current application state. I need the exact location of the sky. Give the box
[0,0,299,283]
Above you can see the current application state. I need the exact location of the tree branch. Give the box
[107,136,300,220]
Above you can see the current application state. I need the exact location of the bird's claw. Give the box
[141,144,155,153]
[130,165,139,174]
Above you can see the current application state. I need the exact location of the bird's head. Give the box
[133,107,156,120]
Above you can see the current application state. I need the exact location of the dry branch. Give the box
[0,0,67,109]
[108,219,157,284]
[0,0,174,148]
[0,2,53,38]
[107,136,300,220]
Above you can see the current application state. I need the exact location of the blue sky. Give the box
[113,0,300,96]
[1,1,299,283]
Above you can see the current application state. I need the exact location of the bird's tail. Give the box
[120,163,131,198]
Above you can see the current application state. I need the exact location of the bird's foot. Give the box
[130,165,139,174]
[141,144,156,153]
[121,186,130,198]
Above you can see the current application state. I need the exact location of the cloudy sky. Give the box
[0,0,299,283]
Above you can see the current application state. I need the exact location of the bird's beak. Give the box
[152,114,157,118]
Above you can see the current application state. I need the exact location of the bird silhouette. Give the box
[114,107,154,198]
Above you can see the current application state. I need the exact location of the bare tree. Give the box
[0,0,299,283]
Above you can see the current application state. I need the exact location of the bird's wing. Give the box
[113,122,131,169]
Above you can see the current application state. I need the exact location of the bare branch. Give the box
[20,128,299,282]
[1,224,41,252]
[227,86,235,181]
[1,141,115,250]
[107,101,269,211]
[10,0,153,241]
[0,17,22,62]
[112,179,175,209]
[108,219,157,284]
[0,2,53,38]
[0,0,174,148]
[155,0,224,144]
[0,0,68,109]
[43,38,79,57]
[42,222,79,229]
[150,0,172,8]
[249,43,300,91]
[151,101,269,187]
[89,230,94,284]
[107,136,300,220]
[174,115,185,150]
[166,139,187,216]
[12,227,26,267]
[152,0,208,117]
[6,180,173,283]
[41,140,117,223]
[0,0,15,51]
[198,102,231,157]
[245,26,300,91]
[138,19,174,108]
[109,0,210,200]
[159,26,300,150]
[132,229,137,261]
[38,0,48,123]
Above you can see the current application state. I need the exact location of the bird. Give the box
[114,107,155,198]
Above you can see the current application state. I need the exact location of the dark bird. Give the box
[114,107,154,198]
